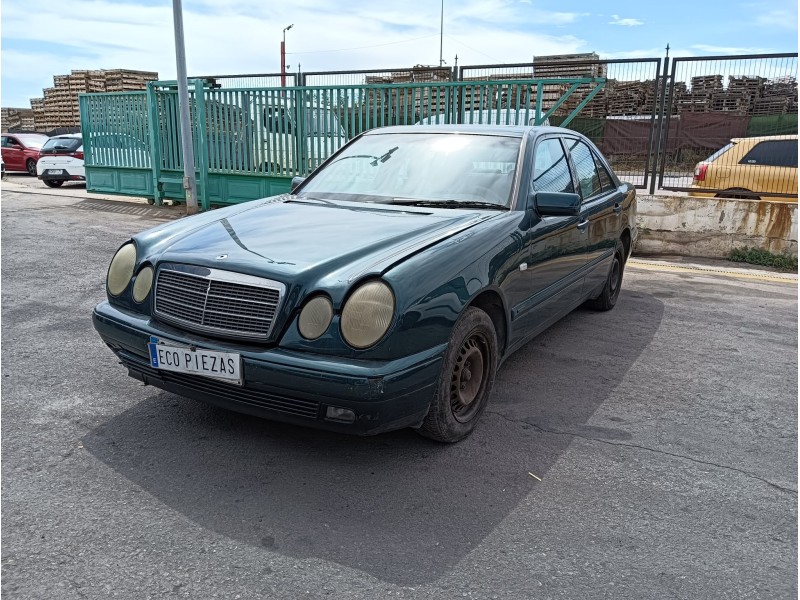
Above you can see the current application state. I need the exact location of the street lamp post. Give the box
[281,24,294,87]
[171,0,198,215]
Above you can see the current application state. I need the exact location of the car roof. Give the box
[49,133,82,139]
[731,134,797,143]
[365,124,573,138]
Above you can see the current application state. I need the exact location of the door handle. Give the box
[613,203,623,215]
[576,219,589,232]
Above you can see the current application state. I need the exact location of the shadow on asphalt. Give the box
[83,290,664,585]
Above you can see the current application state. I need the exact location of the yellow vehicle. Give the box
[689,134,798,201]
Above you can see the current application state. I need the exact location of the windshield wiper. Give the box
[386,199,508,210]
[370,146,399,166]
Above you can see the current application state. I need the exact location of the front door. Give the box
[562,137,623,295]
[510,135,587,344]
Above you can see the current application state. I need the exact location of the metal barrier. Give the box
[655,53,798,199]
[80,77,604,208]
[460,58,663,190]
[82,53,797,208]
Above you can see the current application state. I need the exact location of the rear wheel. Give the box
[585,242,624,311]
[43,179,64,188]
[716,188,760,200]
[26,159,36,176]
[417,307,498,443]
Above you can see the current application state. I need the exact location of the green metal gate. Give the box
[80,77,605,209]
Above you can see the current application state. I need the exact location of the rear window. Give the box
[42,137,82,152]
[705,142,735,162]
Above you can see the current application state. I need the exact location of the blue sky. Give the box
[1,0,797,107]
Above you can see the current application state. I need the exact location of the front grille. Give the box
[154,265,285,340]
[119,352,320,419]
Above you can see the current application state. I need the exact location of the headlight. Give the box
[340,280,395,349]
[298,295,333,340]
[132,266,154,303]
[107,243,137,296]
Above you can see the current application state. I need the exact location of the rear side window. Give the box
[593,154,616,192]
[532,138,574,194]
[42,137,82,152]
[706,142,734,162]
[740,140,798,168]
[565,139,602,199]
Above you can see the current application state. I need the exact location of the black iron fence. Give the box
[193,51,799,199]
[654,53,797,197]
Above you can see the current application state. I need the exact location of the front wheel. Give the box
[26,159,37,176]
[417,307,498,443]
[585,243,624,311]
[42,179,64,188]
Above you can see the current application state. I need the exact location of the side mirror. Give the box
[533,191,581,217]
[291,176,306,192]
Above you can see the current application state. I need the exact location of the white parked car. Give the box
[37,133,84,188]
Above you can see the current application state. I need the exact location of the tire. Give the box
[417,306,498,443]
[43,179,64,188]
[146,197,155,205]
[585,242,625,311]
[715,188,759,200]
[26,159,37,176]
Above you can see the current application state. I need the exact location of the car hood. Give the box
[146,197,496,295]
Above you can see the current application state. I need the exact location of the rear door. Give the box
[562,136,624,296]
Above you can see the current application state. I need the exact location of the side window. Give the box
[565,139,602,199]
[740,141,797,168]
[532,138,574,194]
[0,137,8,147]
[6,137,19,148]
[593,153,616,192]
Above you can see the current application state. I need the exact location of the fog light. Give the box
[325,406,356,423]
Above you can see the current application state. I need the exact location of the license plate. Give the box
[147,336,242,384]
[45,169,65,175]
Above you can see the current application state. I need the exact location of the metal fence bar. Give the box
[659,53,797,197]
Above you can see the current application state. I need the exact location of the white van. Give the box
[255,103,347,175]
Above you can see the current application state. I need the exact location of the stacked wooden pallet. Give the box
[26,68,159,130]
[1,107,34,130]
[104,69,158,92]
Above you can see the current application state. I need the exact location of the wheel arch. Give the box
[466,288,509,358]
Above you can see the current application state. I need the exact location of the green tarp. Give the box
[746,114,798,137]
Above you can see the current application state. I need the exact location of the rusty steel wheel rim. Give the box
[450,333,489,423]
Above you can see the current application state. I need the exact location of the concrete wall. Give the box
[635,194,798,258]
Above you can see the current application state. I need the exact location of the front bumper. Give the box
[93,301,445,435]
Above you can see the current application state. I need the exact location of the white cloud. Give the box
[1,0,590,107]
[755,8,798,30]
[609,14,644,26]
[692,44,774,54]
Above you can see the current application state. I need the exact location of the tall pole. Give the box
[171,0,198,215]
[281,24,293,87]
[439,0,444,67]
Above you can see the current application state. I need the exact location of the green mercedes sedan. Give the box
[93,125,637,442]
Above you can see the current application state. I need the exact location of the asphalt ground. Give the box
[1,189,797,599]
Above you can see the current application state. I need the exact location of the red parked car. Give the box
[1,133,49,176]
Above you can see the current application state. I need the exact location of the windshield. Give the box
[297,132,521,207]
[16,134,47,149]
